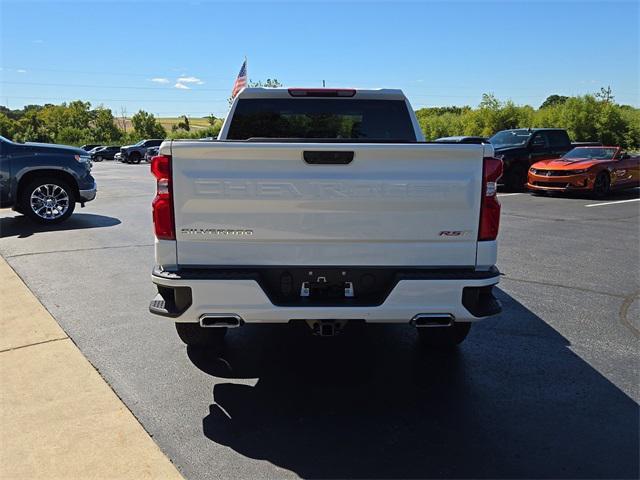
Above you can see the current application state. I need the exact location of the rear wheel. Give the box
[417,322,471,349]
[175,323,227,347]
[20,177,76,224]
[129,152,142,164]
[591,172,610,199]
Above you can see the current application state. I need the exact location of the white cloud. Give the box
[177,76,204,85]
[174,82,190,90]
[16,69,27,73]
[150,77,170,84]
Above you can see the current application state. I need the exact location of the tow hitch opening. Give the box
[305,319,347,337]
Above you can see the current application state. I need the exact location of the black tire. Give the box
[19,177,76,224]
[591,171,610,199]
[175,323,227,347]
[417,322,471,349]
[129,152,142,164]
[95,155,103,162]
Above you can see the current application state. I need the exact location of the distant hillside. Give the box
[117,117,213,133]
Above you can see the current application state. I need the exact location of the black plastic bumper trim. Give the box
[152,265,500,281]
[152,266,500,308]
[462,285,502,318]
[148,285,192,317]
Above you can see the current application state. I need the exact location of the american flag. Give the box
[231,59,247,99]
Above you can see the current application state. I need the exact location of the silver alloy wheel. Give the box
[30,183,70,220]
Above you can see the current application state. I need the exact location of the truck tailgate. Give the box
[170,142,485,267]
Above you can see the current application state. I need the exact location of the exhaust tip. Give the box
[199,314,243,328]
[411,314,454,328]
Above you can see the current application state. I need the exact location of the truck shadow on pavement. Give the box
[189,289,639,479]
[0,213,121,238]
[529,186,640,201]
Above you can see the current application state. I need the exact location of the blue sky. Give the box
[1,0,638,117]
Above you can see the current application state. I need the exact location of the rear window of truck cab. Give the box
[227,99,416,141]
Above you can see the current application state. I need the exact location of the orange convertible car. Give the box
[527,146,640,197]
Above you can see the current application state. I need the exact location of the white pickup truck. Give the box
[149,87,503,349]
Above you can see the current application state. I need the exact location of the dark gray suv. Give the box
[119,139,163,164]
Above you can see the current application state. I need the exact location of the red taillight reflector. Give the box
[151,154,175,240]
[288,88,356,97]
[151,155,170,179]
[479,157,503,241]
[152,195,174,240]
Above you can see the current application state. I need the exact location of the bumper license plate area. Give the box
[260,268,397,307]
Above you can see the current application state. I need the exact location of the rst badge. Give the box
[439,230,469,237]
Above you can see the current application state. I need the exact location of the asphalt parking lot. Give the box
[1,161,638,479]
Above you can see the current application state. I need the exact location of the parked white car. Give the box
[149,87,503,349]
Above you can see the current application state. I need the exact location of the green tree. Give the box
[176,115,190,131]
[594,102,627,145]
[249,78,283,88]
[66,100,93,130]
[228,78,283,106]
[479,93,500,110]
[167,119,224,140]
[620,107,640,149]
[56,126,93,146]
[93,107,122,143]
[14,110,52,143]
[0,112,15,138]
[416,110,464,140]
[557,95,600,141]
[540,95,569,109]
[131,110,166,139]
[461,94,525,137]
[595,86,614,104]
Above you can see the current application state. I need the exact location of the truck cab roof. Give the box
[223,87,424,141]
[236,87,408,101]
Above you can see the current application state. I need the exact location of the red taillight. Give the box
[151,155,175,240]
[479,157,503,241]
